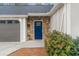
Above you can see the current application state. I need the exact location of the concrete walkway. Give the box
[0,41,44,55]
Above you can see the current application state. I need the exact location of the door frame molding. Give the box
[33,20,43,40]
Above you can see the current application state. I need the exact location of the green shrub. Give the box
[71,37,79,56]
[45,30,74,56]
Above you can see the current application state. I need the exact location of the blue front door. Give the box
[34,21,42,40]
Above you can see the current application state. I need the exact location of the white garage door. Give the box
[0,20,20,42]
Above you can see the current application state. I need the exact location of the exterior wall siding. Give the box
[50,6,64,32]
[50,4,71,35]
[71,3,79,38]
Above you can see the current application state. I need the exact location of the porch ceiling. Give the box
[0,3,53,15]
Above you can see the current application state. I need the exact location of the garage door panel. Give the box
[0,20,20,42]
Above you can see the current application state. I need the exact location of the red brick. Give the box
[8,48,47,56]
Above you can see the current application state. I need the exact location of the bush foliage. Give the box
[71,37,79,56]
[45,30,74,56]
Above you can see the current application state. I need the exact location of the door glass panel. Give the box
[36,21,41,26]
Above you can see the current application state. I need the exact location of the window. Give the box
[7,20,19,24]
[36,21,41,26]
[7,20,13,24]
[0,20,19,24]
[0,20,6,24]
[14,20,19,24]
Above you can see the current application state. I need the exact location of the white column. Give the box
[19,18,26,42]
[66,4,71,35]
[63,4,71,35]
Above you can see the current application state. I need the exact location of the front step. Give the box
[8,48,47,56]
